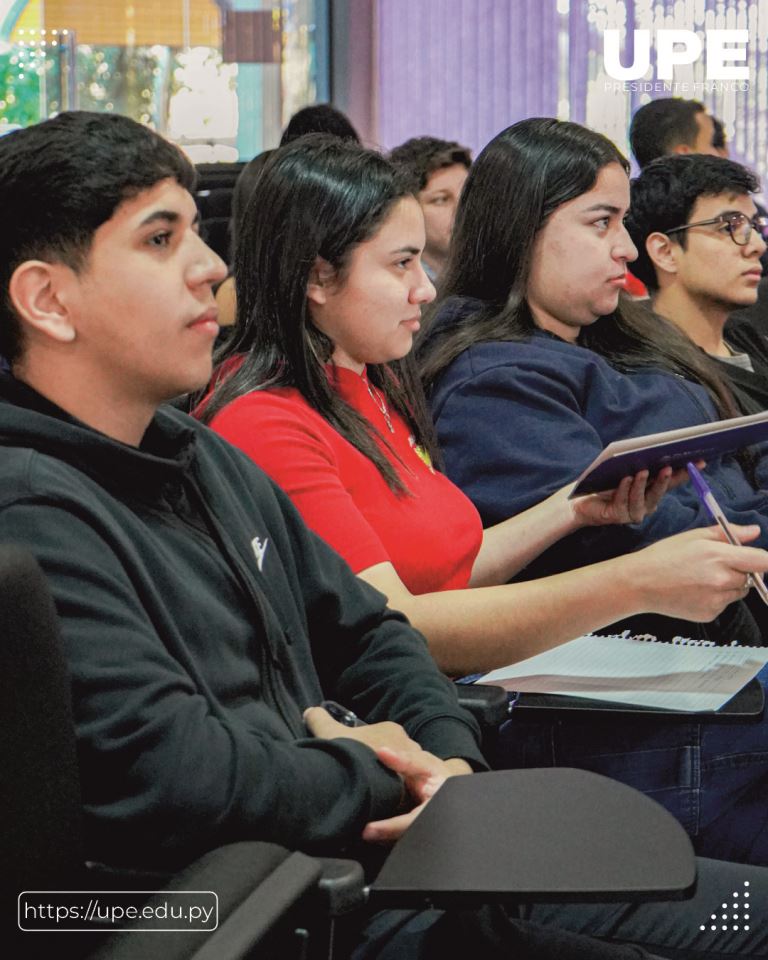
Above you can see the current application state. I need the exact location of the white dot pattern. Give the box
[698,882,752,934]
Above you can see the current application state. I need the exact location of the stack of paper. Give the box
[476,634,768,712]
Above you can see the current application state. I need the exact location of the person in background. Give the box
[625,153,768,411]
[712,116,729,158]
[629,97,717,168]
[280,102,360,145]
[389,136,471,282]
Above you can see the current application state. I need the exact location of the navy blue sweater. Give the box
[427,300,768,640]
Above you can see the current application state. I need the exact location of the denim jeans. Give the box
[352,857,768,958]
[494,664,768,866]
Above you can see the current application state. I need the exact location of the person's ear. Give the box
[8,261,77,344]
[645,232,679,280]
[306,257,336,307]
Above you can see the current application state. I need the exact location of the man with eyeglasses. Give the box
[625,153,768,412]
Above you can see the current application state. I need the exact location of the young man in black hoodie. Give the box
[1,112,768,960]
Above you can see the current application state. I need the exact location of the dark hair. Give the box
[280,104,360,145]
[420,118,628,385]
[578,299,741,424]
[419,117,740,425]
[200,134,440,491]
[712,116,727,153]
[626,154,760,291]
[0,110,195,364]
[389,136,472,192]
[230,149,274,255]
[629,98,707,168]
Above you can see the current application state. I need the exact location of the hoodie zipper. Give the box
[182,480,305,739]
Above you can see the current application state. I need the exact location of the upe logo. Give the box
[604,29,749,81]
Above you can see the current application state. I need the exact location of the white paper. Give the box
[476,634,768,711]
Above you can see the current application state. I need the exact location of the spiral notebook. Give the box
[475,633,768,712]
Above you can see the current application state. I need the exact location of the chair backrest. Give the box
[195,162,246,263]
[0,544,84,900]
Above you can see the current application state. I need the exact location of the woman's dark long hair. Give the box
[199,134,440,491]
[419,118,740,423]
[229,149,274,258]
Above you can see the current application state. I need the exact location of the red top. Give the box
[209,366,482,594]
[622,271,648,298]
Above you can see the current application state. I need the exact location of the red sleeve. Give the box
[210,393,390,574]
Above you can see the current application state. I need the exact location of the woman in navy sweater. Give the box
[420,117,768,642]
[419,117,768,864]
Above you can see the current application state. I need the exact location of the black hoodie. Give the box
[0,374,484,869]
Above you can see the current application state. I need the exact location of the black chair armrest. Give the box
[315,857,367,917]
[89,841,325,960]
[370,768,696,908]
[456,682,510,727]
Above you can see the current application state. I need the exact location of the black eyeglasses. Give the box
[666,212,768,246]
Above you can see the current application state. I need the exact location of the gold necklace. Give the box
[365,378,394,433]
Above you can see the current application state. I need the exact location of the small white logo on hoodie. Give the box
[251,536,269,572]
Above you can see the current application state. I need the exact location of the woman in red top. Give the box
[199,135,763,676]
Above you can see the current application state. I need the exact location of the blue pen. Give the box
[687,461,768,607]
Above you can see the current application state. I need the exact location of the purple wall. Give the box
[375,0,768,183]
[376,0,562,155]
